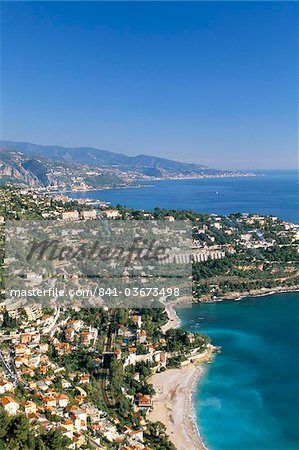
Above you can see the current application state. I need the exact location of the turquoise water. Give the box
[68,170,299,448]
[67,170,299,223]
[178,292,299,450]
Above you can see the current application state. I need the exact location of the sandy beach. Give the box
[149,301,213,449]
[148,366,206,450]
[160,302,181,333]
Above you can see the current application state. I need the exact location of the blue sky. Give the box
[1,1,297,169]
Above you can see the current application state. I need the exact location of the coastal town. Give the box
[0,186,298,449]
[0,299,215,449]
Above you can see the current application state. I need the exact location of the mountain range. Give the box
[0,140,245,190]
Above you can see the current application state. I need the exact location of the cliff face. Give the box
[0,148,127,189]
[0,161,41,186]
[0,148,59,187]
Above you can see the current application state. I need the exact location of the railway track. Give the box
[100,312,116,408]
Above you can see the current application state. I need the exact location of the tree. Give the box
[43,428,71,450]
[33,438,46,450]
[8,415,29,446]
[2,310,18,329]
[144,421,176,449]
[0,408,9,439]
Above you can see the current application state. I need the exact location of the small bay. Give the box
[178,292,299,450]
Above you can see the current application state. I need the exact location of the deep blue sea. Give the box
[68,169,299,450]
[178,293,299,450]
[67,170,299,224]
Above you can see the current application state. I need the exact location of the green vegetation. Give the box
[0,407,71,450]
[144,421,176,449]
[0,186,299,449]
[1,311,19,329]
[85,173,125,187]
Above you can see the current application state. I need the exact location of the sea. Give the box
[68,169,299,450]
[67,170,299,224]
[179,293,299,450]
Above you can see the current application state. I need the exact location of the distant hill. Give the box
[0,140,246,189]
[0,140,225,178]
[0,149,126,189]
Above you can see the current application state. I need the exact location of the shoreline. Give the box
[41,172,257,195]
[148,366,207,450]
[161,286,299,334]
[148,301,213,450]
[195,285,299,303]
[152,287,299,450]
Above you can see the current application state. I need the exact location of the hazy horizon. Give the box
[1,1,297,170]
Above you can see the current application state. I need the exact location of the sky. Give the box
[0,1,298,170]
